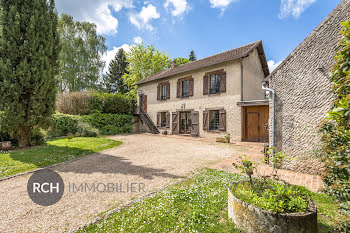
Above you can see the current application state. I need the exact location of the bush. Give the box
[320,19,350,229]
[76,122,100,137]
[56,91,133,115]
[81,113,132,135]
[49,113,132,137]
[49,113,81,137]
[28,128,47,146]
[231,180,309,213]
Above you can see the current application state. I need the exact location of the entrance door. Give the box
[243,106,269,142]
[179,112,192,134]
[141,95,147,113]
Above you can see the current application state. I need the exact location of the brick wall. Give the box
[267,0,350,175]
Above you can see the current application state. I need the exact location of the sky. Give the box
[55,0,343,73]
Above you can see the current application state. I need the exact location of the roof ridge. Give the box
[177,40,261,68]
[265,0,349,81]
[137,40,264,85]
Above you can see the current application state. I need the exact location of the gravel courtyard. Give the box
[0,134,248,233]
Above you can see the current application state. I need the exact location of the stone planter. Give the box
[0,141,12,150]
[228,183,318,233]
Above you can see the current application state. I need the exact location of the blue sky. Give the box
[55,0,343,72]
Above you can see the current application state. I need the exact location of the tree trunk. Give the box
[19,130,29,147]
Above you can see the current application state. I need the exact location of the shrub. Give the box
[76,122,100,137]
[320,19,350,229]
[56,91,133,115]
[49,113,81,137]
[28,128,47,146]
[81,113,132,135]
[49,113,132,137]
[231,180,309,213]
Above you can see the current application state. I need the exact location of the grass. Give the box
[0,137,122,178]
[79,169,343,233]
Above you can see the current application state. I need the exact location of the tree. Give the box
[320,19,350,231]
[103,48,129,93]
[0,0,60,146]
[189,50,197,61]
[123,43,171,99]
[174,57,190,66]
[58,14,107,92]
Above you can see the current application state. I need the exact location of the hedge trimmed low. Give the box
[49,113,132,137]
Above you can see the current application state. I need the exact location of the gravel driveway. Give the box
[0,134,247,232]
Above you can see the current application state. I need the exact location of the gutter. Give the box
[240,58,244,101]
[262,81,275,148]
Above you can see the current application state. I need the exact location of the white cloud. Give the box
[268,60,282,72]
[209,0,239,12]
[164,0,190,17]
[279,0,316,19]
[55,0,133,35]
[129,4,160,31]
[133,36,143,44]
[102,44,131,73]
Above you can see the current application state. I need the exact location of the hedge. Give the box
[56,91,134,115]
[49,113,133,137]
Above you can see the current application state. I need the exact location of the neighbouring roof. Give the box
[136,40,269,85]
[264,0,349,82]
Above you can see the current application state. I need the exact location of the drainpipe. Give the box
[262,81,275,148]
[240,58,244,101]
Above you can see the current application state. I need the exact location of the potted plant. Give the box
[228,155,318,233]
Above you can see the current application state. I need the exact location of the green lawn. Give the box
[0,137,122,178]
[79,169,342,233]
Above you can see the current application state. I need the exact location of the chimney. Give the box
[170,60,177,69]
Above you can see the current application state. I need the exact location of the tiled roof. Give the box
[136,40,269,85]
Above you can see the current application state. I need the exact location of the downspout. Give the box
[240,58,244,101]
[262,81,275,148]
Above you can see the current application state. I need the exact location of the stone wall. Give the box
[267,0,350,175]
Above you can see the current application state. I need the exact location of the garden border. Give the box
[0,140,124,182]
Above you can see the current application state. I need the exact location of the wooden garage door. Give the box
[243,106,269,142]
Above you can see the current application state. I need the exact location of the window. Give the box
[210,74,221,94]
[161,84,167,100]
[182,80,190,97]
[209,110,220,130]
[161,112,167,127]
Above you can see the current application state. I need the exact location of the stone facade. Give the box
[137,48,266,140]
[266,0,350,175]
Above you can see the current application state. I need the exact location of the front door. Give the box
[243,106,269,142]
[179,112,192,134]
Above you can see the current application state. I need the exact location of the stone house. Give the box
[135,41,270,142]
[264,0,350,175]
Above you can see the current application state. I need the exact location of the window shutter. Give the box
[203,110,209,130]
[166,112,170,128]
[166,83,170,99]
[157,112,160,127]
[191,111,199,137]
[157,84,160,100]
[219,109,226,131]
[220,72,226,93]
[189,78,194,96]
[172,112,178,134]
[203,75,209,95]
[177,80,181,98]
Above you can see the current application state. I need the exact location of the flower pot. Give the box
[228,182,318,233]
[0,141,12,150]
